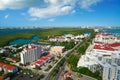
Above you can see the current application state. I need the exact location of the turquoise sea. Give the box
[101,29,120,37]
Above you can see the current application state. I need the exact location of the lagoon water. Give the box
[0,28,119,45]
[0,29,41,45]
[9,35,39,45]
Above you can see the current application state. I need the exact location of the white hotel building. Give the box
[77,33,120,80]
[20,44,42,65]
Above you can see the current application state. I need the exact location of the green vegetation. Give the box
[0,33,34,47]
[33,28,93,39]
[77,42,90,55]
[0,70,4,76]
[0,28,93,47]
[67,54,79,71]
[38,74,45,80]
[76,30,96,55]
[66,77,73,80]
[66,31,102,80]
[4,72,13,79]
[22,68,34,75]
[50,41,75,50]
[49,58,65,80]
[77,67,102,80]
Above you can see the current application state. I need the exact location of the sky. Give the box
[0,0,120,28]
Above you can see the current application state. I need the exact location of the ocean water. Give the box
[0,29,33,35]
[101,29,120,37]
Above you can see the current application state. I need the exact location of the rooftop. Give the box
[94,42,120,51]
[33,54,52,66]
[0,76,3,80]
[0,62,16,70]
[109,42,120,47]
[51,46,65,49]
[26,44,40,50]
[94,44,115,51]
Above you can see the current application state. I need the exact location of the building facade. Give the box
[77,33,120,80]
[50,46,65,54]
[20,44,42,65]
[0,62,18,74]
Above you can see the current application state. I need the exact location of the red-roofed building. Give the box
[94,41,120,51]
[94,45,115,51]
[35,61,44,67]
[31,54,53,68]
[12,58,18,63]
[77,33,120,80]
[0,76,3,80]
[95,33,118,44]
[109,42,120,47]
[0,62,18,74]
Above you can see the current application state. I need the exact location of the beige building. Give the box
[50,46,65,54]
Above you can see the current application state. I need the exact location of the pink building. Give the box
[50,46,65,53]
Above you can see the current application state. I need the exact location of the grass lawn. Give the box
[0,28,93,47]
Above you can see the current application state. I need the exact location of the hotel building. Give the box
[20,44,42,65]
[77,33,120,80]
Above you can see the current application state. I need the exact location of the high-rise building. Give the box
[20,44,42,65]
[77,33,120,80]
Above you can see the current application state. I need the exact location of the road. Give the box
[46,36,97,80]
[45,41,82,80]
[54,62,66,80]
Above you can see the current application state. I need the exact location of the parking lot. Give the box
[12,71,39,80]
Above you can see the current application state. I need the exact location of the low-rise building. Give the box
[0,76,4,80]
[31,54,53,68]
[50,46,65,54]
[0,62,18,74]
[94,33,119,43]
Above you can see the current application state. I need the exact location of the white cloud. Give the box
[4,14,9,19]
[78,0,101,10]
[0,0,102,19]
[0,0,42,10]
[28,0,75,18]
[28,6,73,18]
[28,0,101,18]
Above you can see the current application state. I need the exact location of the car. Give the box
[30,75,34,78]
[24,72,26,74]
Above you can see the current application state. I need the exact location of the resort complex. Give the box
[77,33,120,80]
